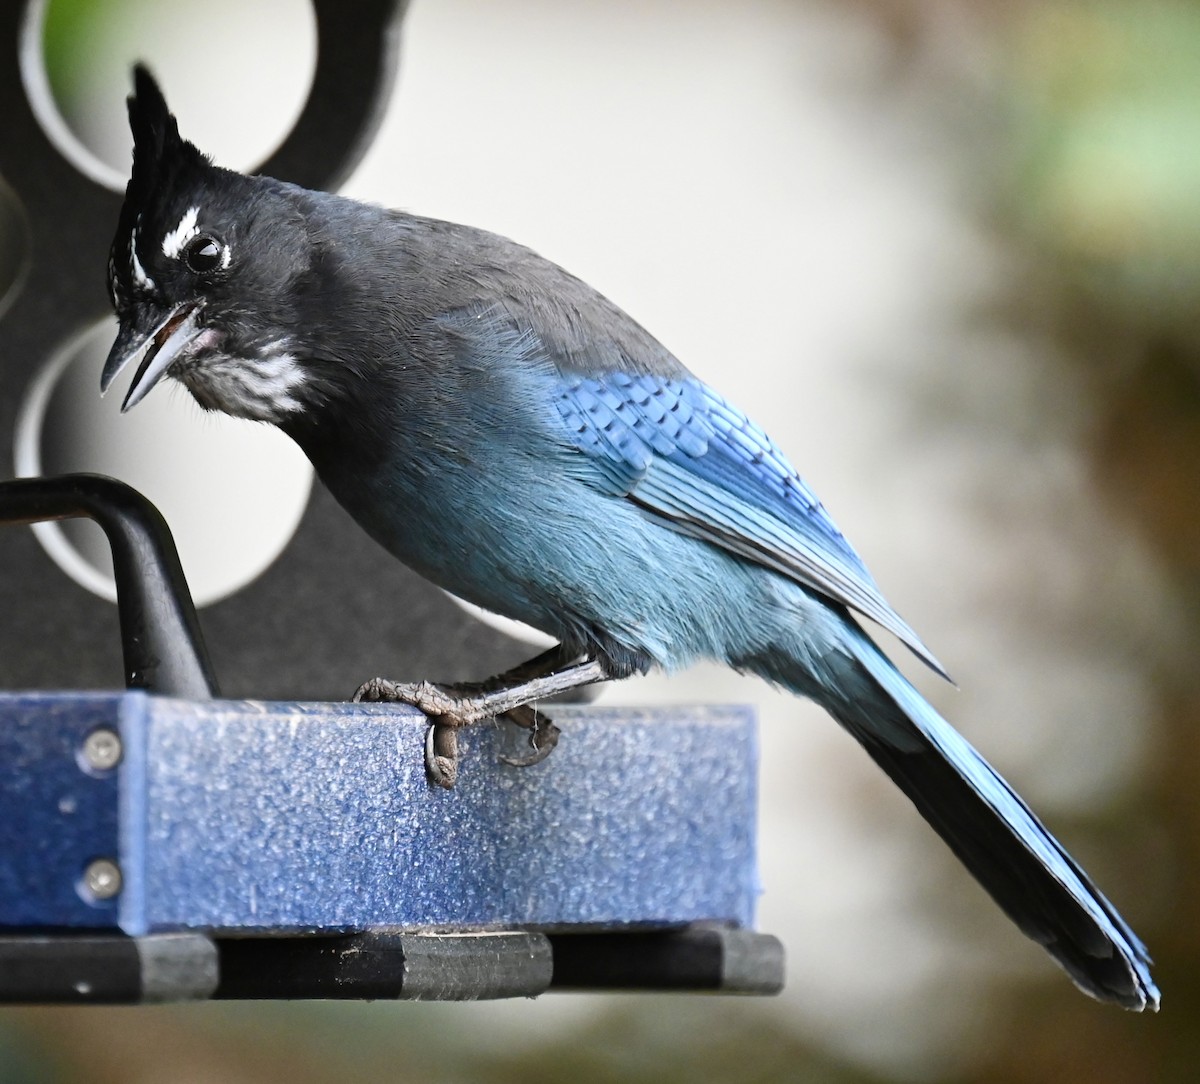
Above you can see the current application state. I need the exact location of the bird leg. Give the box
[354,646,603,787]
[424,643,583,698]
[353,642,583,713]
[354,655,606,722]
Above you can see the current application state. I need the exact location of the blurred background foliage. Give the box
[1007,1,1200,339]
[4,0,1199,1080]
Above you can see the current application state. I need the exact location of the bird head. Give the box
[102,67,318,423]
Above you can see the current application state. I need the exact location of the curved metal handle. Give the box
[0,473,218,698]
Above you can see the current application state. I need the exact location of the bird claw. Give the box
[425,722,459,790]
[496,704,561,768]
[353,675,398,703]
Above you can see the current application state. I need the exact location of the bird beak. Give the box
[101,301,205,412]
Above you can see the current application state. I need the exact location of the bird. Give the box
[100,66,1158,1011]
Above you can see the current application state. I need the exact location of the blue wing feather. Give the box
[554,373,947,678]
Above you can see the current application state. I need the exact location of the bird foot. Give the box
[354,678,486,788]
[354,677,562,786]
[354,677,491,726]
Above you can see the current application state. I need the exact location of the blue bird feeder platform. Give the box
[0,476,782,1003]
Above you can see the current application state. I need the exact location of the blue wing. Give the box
[553,371,947,679]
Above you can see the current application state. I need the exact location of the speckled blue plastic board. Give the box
[0,693,759,936]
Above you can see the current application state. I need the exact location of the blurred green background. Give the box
[4,0,1199,1080]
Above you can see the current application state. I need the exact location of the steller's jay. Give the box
[100,68,1158,1010]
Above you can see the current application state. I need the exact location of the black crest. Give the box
[128,66,184,198]
[108,66,210,309]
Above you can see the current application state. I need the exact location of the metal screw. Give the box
[82,728,122,772]
[82,859,122,901]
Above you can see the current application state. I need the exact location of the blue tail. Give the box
[748,622,1160,1010]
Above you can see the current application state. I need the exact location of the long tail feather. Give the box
[752,626,1159,1010]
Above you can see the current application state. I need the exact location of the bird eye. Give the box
[183,234,225,274]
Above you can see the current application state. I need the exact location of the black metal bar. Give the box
[547,928,786,994]
[0,928,785,1003]
[0,934,139,1003]
[0,474,218,697]
[214,931,554,1000]
[0,932,216,1003]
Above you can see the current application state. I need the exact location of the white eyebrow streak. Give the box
[130,220,156,292]
[162,205,200,258]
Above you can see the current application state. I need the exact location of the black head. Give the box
[102,67,320,422]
